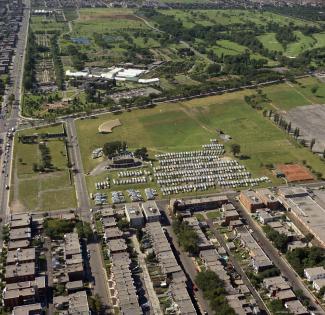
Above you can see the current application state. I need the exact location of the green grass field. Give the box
[31,16,69,33]
[262,77,325,110]
[76,77,325,192]
[10,124,76,212]
[160,9,317,28]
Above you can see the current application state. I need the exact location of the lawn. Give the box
[285,31,316,57]
[76,78,325,187]
[11,124,76,212]
[206,211,221,220]
[262,77,325,110]
[258,33,284,52]
[160,9,315,29]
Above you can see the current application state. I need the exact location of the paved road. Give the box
[65,119,112,311]
[87,242,112,312]
[0,0,30,235]
[205,216,269,315]
[65,119,91,218]
[234,199,325,315]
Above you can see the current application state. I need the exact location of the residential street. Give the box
[205,216,269,315]
[234,199,325,314]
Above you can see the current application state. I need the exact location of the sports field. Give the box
[76,77,325,187]
[10,124,76,212]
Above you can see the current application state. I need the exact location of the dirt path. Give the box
[179,103,214,134]
[286,81,315,105]
[10,160,25,213]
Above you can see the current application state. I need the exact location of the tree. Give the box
[310,138,316,150]
[206,63,221,76]
[102,141,127,158]
[134,147,148,160]
[195,270,236,315]
[287,121,291,133]
[311,85,319,94]
[230,143,241,156]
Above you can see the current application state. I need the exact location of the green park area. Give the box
[10,124,76,212]
[76,77,325,191]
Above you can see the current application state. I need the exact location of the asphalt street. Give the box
[234,199,325,314]
[205,216,269,315]
[65,119,112,310]
[0,0,30,237]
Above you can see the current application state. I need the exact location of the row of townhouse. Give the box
[263,276,309,315]
[145,222,197,314]
[2,213,45,315]
[0,0,23,75]
[102,209,142,314]
[52,232,90,314]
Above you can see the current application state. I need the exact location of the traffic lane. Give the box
[234,201,324,314]
[163,225,211,315]
[87,242,111,310]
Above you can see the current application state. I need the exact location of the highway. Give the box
[0,0,30,235]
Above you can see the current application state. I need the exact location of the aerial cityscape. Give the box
[1,0,325,314]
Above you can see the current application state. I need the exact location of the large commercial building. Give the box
[278,189,325,248]
[239,190,265,213]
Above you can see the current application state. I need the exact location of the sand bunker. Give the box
[98,119,122,133]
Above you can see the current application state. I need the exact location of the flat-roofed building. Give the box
[12,303,42,315]
[256,188,280,210]
[6,248,35,265]
[8,240,30,251]
[284,300,309,315]
[278,187,309,198]
[236,226,272,272]
[312,278,325,292]
[109,252,141,314]
[304,266,325,282]
[169,282,196,315]
[5,262,35,283]
[125,203,144,228]
[239,190,265,213]
[183,217,213,251]
[141,201,161,223]
[263,276,290,296]
[279,192,325,248]
[9,227,31,242]
[54,290,90,314]
[274,289,296,302]
[104,227,123,241]
[226,294,257,315]
[107,239,128,255]
[66,280,84,293]
[224,210,240,225]
[64,233,81,259]
[3,276,46,308]
[171,195,228,212]
[9,213,31,230]
[101,216,117,229]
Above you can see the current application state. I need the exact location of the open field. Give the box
[262,77,325,111]
[30,15,69,33]
[76,78,325,192]
[10,124,76,212]
[160,9,318,28]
